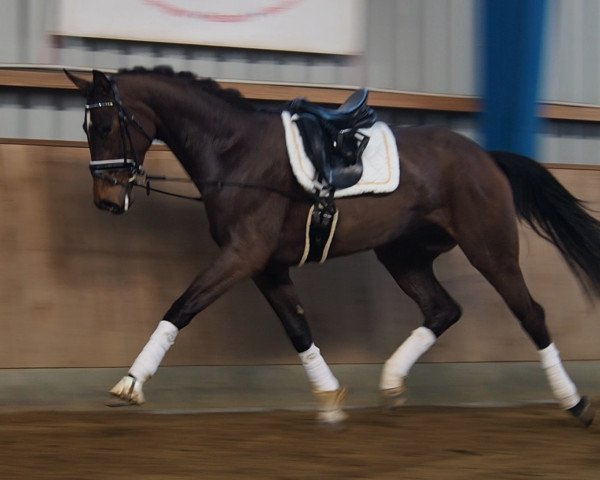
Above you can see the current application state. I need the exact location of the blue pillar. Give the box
[481,0,548,157]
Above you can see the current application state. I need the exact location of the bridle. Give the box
[84,77,153,187]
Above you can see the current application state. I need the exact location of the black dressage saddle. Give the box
[287,88,378,191]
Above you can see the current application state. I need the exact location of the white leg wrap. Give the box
[538,343,580,410]
[380,326,436,390]
[298,343,340,392]
[128,320,179,383]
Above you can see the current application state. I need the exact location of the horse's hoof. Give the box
[381,385,407,411]
[108,375,146,406]
[317,409,349,430]
[314,387,349,427]
[568,396,595,428]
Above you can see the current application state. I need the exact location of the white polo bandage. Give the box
[380,326,436,390]
[538,343,580,410]
[128,320,179,383]
[299,343,340,392]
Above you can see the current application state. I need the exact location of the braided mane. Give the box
[118,65,256,110]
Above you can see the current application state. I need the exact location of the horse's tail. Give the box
[489,150,600,297]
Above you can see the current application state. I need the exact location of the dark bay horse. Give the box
[65,67,600,426]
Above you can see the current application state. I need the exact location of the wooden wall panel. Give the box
[0,144,599,368]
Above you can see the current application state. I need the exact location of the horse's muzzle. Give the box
[96,199,126,215]
[92,172,134,215]
[94,190,133,215]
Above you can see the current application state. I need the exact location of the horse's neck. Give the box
[147,82,252,177]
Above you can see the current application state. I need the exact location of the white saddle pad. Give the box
[281,110,400,198]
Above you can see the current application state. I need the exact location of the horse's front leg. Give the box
[109,248,265,406]
[254,266,347,425]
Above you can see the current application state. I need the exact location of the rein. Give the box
[135,175,308,203]
[89,158,308,204]
[134,175,202,202]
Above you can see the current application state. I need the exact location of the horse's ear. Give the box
[64,69,92,95]
[92,69,113,95]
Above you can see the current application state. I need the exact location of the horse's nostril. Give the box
[97,200,124,215]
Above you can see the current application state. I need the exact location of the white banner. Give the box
[56,0,366,55]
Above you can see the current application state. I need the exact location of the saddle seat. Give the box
[286,88,378,191]
[288,88,375,129]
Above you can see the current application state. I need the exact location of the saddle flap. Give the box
[326,153,364,189]
[293,113,364,190]
[293,113,327,176]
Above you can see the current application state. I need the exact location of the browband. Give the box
[86,101,115,109]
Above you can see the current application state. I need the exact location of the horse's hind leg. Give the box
[253,265,347,424]
[454,199,595,426]
[375,238,462,407]
[468,256,593,425]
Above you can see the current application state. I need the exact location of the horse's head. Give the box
[65,69,155,214]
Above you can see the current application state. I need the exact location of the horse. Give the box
[64,66,600,426]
